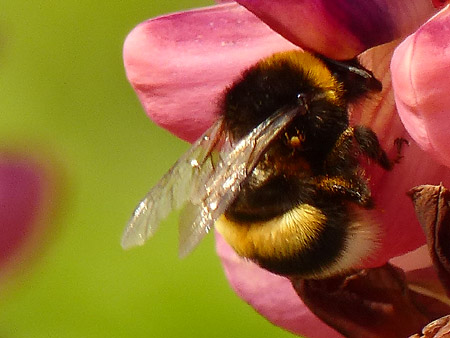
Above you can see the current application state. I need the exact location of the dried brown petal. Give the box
[291,264,450,338]
[408,184,450,295]
[410,315,450,338]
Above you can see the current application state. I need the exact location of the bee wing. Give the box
[121,118,224,249]
[178,106,299,257]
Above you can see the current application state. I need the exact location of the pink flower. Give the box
[392,5,450,169]
[0,148,62,282]
[123,1,450,336]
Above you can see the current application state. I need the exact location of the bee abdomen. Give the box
[216,203,378,279]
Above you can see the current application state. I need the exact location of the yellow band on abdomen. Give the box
[215,204,327,261]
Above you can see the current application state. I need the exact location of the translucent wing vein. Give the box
[122,106,299,255]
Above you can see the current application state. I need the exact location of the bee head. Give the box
[223,51,351,155]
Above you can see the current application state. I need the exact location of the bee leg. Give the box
[353,125,392,170]
[315,176,374,208]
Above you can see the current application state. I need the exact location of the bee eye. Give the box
[297,93,309,115]
[297,93,307,105]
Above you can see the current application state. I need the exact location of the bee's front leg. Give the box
[353,125,395,170]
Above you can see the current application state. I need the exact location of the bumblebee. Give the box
[122,50,396,279]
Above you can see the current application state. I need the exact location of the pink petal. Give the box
[235,0,437,59]
[215,233,343,338]
[342,41,450,268]
[0,149,60,280]
[123,3,296,143]
[391,5,450,168]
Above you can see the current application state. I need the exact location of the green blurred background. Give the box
[0,1,296,337]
